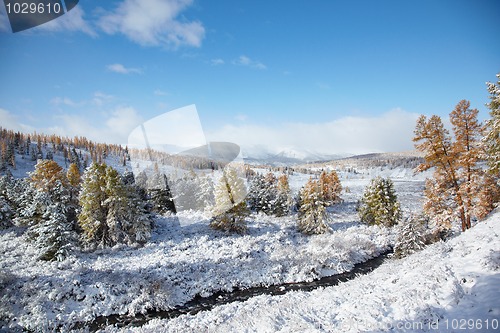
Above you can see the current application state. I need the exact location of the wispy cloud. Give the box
[211,58,225,66]
[207,109,421,155]
[50,97,81,107]
[34,6,96,36]
[50,106,144,144]
[98,0,205,48]
[92,92,114,106]
[0,108,34,133]
[107,63,143,74]
[233,55,267,70]
[154,89,168,96]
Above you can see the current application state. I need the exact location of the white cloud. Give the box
[107,63,143,74]
[206,109,421,155]
[92,92,114,106]
[98,0,205,48]
[51,106,144,144]
[50,97,80,107]
[0,108,34,133]
[34,6,96,36]
[233,55,267,70]
[211,58,225,66]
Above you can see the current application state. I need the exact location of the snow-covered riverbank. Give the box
[106,210,500,333]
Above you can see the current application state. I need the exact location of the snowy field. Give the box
[0,172,424,332]
[103,210,500,333]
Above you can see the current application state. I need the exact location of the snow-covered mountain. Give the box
[241,146,352,165]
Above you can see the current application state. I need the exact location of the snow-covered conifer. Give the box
[273,174,292,217]
[262,173,279,215]
[198,175,215,212]
[27,182,76,261]
[211,166,249,233]
[78,163,152,248]
[0,196,13,229]
[247,173,267,213]
[357,177,401,227]
[394,214,426,258]
[483,73,500,175]
[147,172,176,214]
[297,178,330,234]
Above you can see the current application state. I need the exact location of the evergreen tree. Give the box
[198,175,215,212]
[16,186,51,226]
[273,174,292,217]
[26,182,77,261]
[211,166,249,233]
[357,177,401,227]
[483,73,500,175]
[261,173,279,215]
[147,172,176,214]
[297,178,330,234]
[0,175,31,226]
[247,173,267,213]
[78,163,152,248]
[0,195,13,229]
[394,214,426,258]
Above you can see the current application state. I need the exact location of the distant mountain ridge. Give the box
[241,147,352,166]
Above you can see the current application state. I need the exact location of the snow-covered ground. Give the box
[1,173,416,332]
[102,210,500,333]
[4,159,497,333]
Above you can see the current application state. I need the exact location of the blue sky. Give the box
[0,0,499,155]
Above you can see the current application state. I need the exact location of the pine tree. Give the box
[27,182,76,261]
[247,173,268,213]
[0,175,32,226]
[297,178,330,234]
[394,214,426,258]
[211,166,249,233]
[483,73,500,175]
[0,175,15,228]
[66,162,81,216]
[357,177,401,227]
[147,172,176,214]
[78,163,150,248]
[273,174,292,217]
[198,175,215,212]
[0,195,13,229]
[17,186,51,226]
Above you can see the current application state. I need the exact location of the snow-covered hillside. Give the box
[104,210,500,333]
